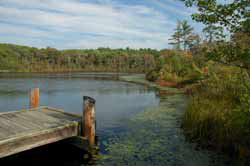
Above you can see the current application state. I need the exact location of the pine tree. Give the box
[169,20,182,50]
[202,24,225,43]
[169,20,194,51]
[181,20,194,50]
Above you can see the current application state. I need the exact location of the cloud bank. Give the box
[0,0,200,49]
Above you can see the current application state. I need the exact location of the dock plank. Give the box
[0,107,83,158]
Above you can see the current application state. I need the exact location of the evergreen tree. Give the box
[181,20,194,50]
[169,20,182,50]
[202,24,225,43]
[169,20,195,51]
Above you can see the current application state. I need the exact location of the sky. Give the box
[0,0,203,50]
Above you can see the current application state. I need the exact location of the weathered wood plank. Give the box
[0,107,83,158]
[0,90,97,159]
[0,113,44,131]
[46,106,82,118]
[0,108,82,141]
[0,122,79,158]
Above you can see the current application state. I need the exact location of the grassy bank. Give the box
[182,67,250,159]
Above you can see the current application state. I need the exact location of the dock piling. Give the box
[29,88,40,109]
[83,96,96,146]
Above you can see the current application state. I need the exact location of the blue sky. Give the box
[0,0,203,50]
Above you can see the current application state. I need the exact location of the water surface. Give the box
[0,73,158,133]
[0,73,231,166]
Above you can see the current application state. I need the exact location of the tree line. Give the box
[0,45,159,72]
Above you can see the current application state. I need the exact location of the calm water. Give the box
[0,73,158,134]
[0,73,232,166]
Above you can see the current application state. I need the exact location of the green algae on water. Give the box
[97,94,216,166]
[96,75,231,166]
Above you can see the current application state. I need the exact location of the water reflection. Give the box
[0,73,231,166]
[0,73,159,166]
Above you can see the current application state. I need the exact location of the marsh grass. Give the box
[182,67,250,161]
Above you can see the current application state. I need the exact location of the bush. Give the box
[182,66,250,157]
[146,69,159,81]
[158,53,204,83]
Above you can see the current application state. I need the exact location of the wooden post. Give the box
[83,96,96,146]
[29,88,40,109]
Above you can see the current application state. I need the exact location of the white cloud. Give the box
[0,0,199,49]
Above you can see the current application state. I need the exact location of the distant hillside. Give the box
[0,43,159,72]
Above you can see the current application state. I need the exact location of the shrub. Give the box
[146,69,159,81]
[158,54,204,83]
[182,66,250,157]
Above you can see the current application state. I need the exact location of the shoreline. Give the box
[0,72,232,165]
[119,74,185,94]
[100,74,230,165]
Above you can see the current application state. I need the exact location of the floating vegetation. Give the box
[96,92,230,166]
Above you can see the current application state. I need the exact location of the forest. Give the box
[0,45,159,73]
[0,0,250,161]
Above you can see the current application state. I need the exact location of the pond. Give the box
[0,73,231,166]
[0,73,158,132]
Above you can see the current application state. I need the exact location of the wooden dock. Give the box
[0,88,97,158]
